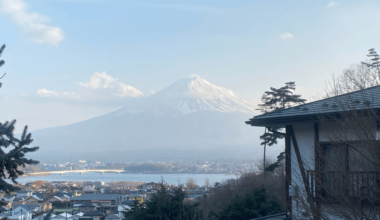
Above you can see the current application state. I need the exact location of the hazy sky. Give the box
[1,0,380,132]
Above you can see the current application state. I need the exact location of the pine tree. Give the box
[362,48,380,75]
[210,188,284,220]
[265,152,285,172]
[257,82,306,172]
[123,180,202,220]
[0,44,6,87]
[0,44,40,194]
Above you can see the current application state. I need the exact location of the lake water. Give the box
[17,173,238,186]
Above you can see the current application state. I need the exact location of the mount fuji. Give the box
[32,76,262,162]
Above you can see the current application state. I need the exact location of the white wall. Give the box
[290,122,315,218]
[12,207,32,220]
[289,120,380,218]
[290,122,315,185]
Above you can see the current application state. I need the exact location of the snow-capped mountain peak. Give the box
[117,76,255,117]
[32,76,260,162]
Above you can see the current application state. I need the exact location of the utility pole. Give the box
[263,127,267,176]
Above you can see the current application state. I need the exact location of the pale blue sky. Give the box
[1,0,380,132]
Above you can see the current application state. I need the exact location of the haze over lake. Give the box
[17,173,237,185]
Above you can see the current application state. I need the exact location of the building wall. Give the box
[319,117,377,142]
[289,121,380,218]
[11,207,32,220]
[129,197,143,204]
[289,122,315,218]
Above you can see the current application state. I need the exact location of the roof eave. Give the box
[246,114,320,127]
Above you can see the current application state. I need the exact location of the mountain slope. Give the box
[32,77,261,162]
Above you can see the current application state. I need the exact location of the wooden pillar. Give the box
[289,125,317,219]
[285,125,292,219]
[314,123,321,219]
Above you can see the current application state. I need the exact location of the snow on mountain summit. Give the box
[116,76,255,117]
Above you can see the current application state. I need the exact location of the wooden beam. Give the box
[285,125,292,219]
[288,125,317,218]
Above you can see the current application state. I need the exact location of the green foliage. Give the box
[209,188,284,220]
[257,82,306,147]
[123,182,202,220]
[265,152,285,172]
[0,44,5,88]
[258,82,306,111]
[362,48,380,71]
[124,164,168,173]
[0,114,39,193]
[260,127,284,147]
[0,44,40,194]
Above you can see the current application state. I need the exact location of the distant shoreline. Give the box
[15,173,236,185]
[21,172,239,177]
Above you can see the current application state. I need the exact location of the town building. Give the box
[80,210,104,220]
[10,205,33,220]
[16,191,33,199]
[70,194,122,213]
[127,194,143,204]
[104,214,121,220]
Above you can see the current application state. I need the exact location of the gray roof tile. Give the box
[70,194,119,201]
[247,85,380,126]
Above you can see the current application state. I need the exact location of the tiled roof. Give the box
[32,195,42,200]
[24,204,41,208]
[121,200,135,205]
[129,194,142,198]
[75,212,84,216]
[3,195,15,198]
[70,194,119,201]
[58,192,73,198]
[83,210,103,216]
[246,85,380,126]
[13,205,31,212]
[105,214,121,219]
[79,204,96,207]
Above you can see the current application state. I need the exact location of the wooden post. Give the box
[288,125,317,219]
[314,123,321,219]
[285,125,292,219]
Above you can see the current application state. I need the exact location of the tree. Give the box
[210,188,284,220]
[204,178,210,191]
[265,152,285,173]
[32,180,45,189]
[361,48,380,75]
[123,180,202,220]
[0,44,6,87]
[185,178,198,190]
[257,82,306,172]
[0,44,40,194]
[326,48,380,97]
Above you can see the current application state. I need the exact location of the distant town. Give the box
[23,160,259,176]
[0,178,213,220]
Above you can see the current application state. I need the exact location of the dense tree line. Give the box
[124,164,168,173]
[124,181,202,220]
[123,171,285,220]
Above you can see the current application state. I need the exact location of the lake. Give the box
[17,173,238,186]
